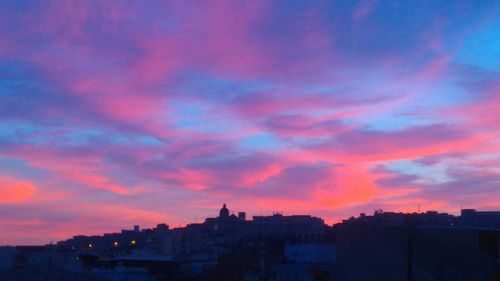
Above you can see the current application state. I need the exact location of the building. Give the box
[461,209,500,228]
[272,243,337,281]
[92,253,174,281]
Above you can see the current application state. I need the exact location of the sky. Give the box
[1,0,499,245]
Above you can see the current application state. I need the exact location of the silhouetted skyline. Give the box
[2,205,499,281]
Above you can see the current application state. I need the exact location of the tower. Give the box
[219,203,229,218]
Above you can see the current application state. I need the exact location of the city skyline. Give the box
[1,1,500,245]
[1,203,495,246]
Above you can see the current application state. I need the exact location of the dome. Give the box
[219,204,229,218]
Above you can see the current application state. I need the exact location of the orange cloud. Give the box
[0,177,37,204]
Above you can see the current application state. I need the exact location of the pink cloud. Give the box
[353,0,377,21]
[306,125,491,163]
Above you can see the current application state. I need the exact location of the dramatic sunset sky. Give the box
[1,1,499,245]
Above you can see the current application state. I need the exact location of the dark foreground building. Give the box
[335,210,500,281]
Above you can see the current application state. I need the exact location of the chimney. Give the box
[238,212,246,221]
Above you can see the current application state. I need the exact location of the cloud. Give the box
[0,176,36,204]
[353,0,377,21]
[0,0,499,244]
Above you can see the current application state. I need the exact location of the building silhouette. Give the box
[1,205,499,281]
